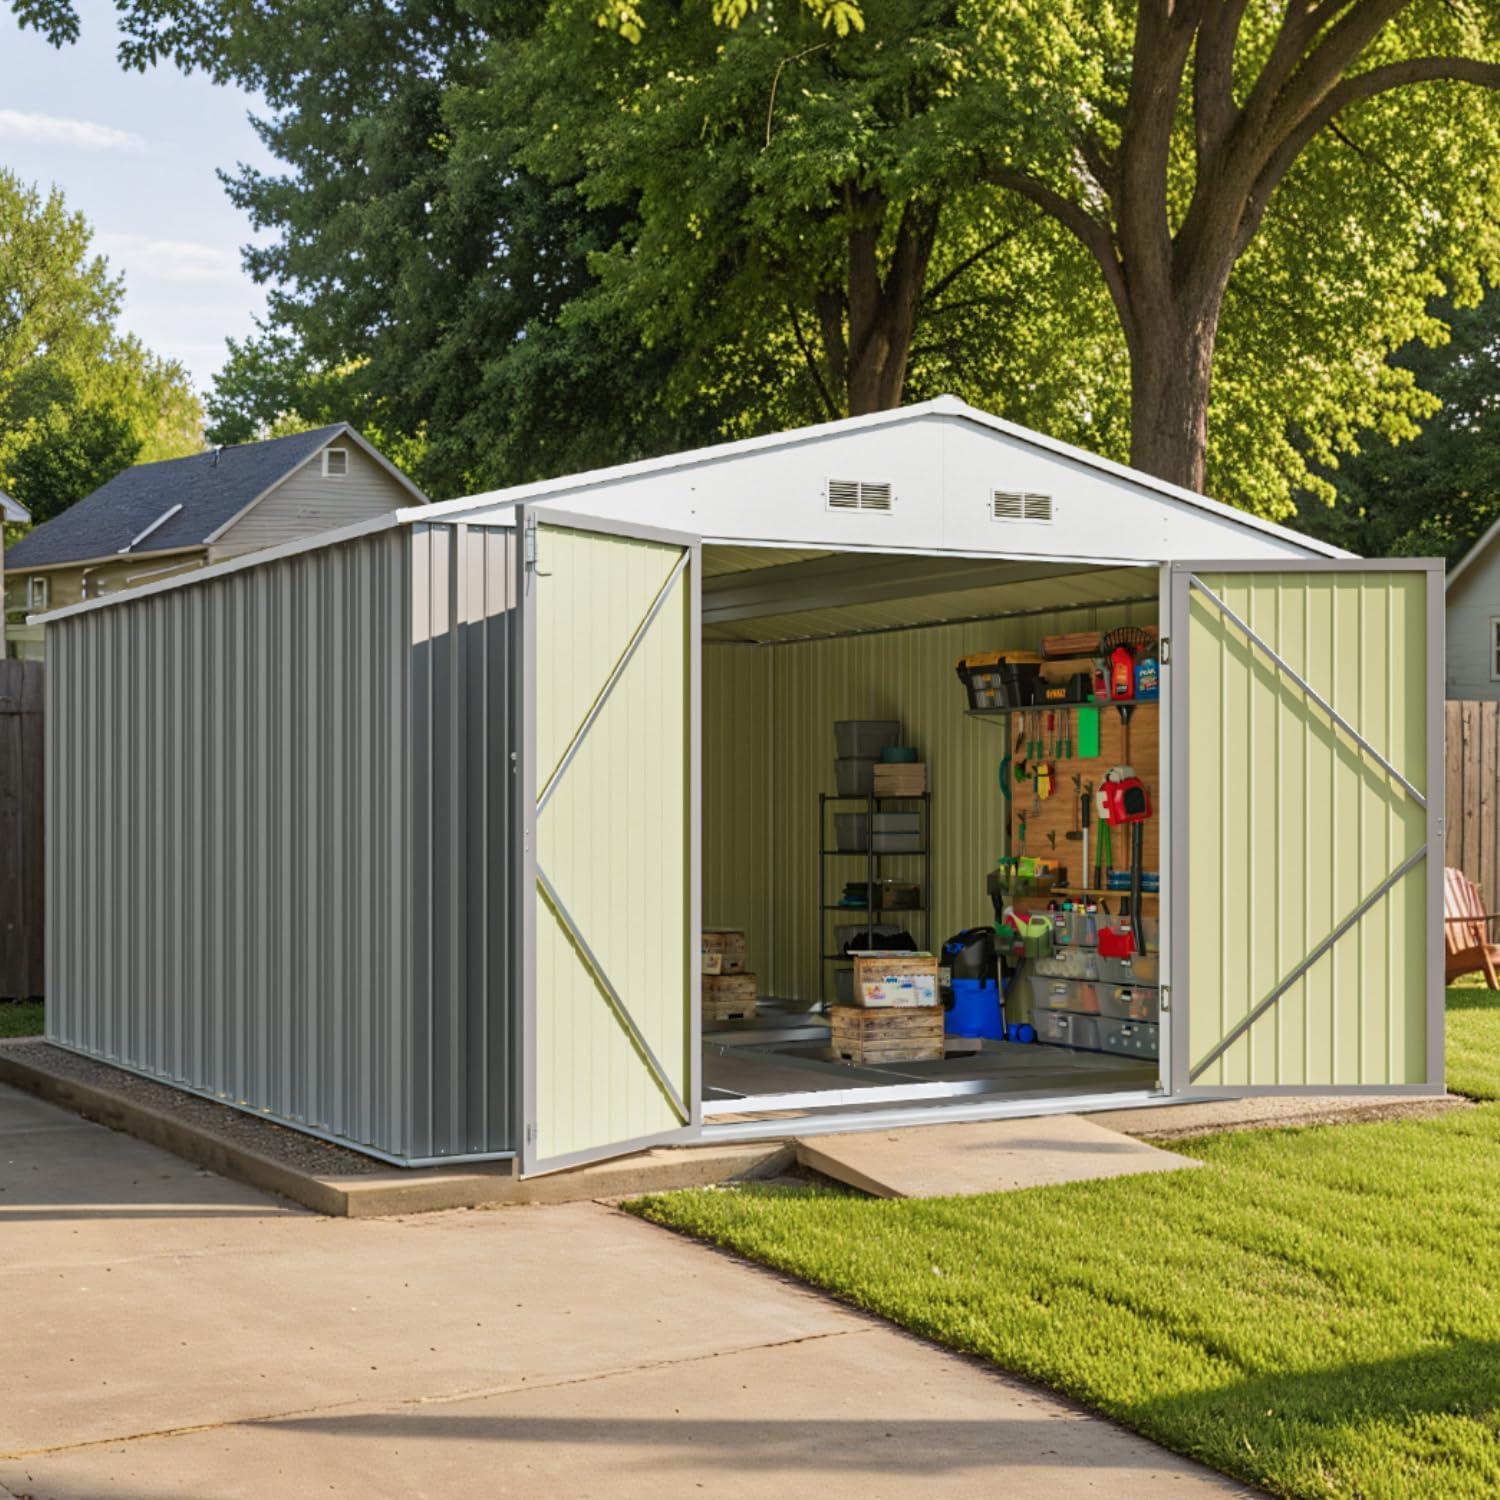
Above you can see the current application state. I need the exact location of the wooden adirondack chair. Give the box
[1444,867,1500,989]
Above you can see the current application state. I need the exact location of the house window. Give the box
[1491,617,1500,681]
[27,576,48,612]
[322,447,349,478]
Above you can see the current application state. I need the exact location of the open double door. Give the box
[513,516,1443,1176]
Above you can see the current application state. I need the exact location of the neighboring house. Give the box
[1,490,32,612]
[1446,517,1500,700]
[3,426,427,660]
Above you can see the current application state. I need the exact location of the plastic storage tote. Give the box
[835,757,878,795]
[1034,1011,1101,1051]
[1028,976,1102,1014]
[1096,985,1159,1022]
[835,721,901,758]
[1099,1019,1159,1059]
[1031,948,1100,981]
[834,813,869,851]
[1095,953,1160,986]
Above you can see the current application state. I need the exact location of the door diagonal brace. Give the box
[538,551,688,816]
[1186,574,1426,808]
[536,863,689,1123]
[1189,844,1428,1080]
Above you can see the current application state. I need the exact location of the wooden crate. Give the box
[872,762,927,796]
[850,952,939,1008]
[703,971,757,1021]
[830,1005,944,1064]
[701,929,747,974]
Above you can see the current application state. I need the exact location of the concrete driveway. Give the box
[0,1083,1252,1499]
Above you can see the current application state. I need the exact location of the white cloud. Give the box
[0,108,143,151]
[96,233,243,282]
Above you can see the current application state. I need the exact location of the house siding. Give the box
[211,444,412,559]
[1447,552,1500,701]
[6,553,207,658]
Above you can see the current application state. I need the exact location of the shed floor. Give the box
[703,1002,1155,1111]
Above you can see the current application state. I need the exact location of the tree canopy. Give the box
[1293,289,1500,562]
[17,0,1500,525]
[0,171,202,526]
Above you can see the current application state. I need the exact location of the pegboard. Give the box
[1007,700,1160,904]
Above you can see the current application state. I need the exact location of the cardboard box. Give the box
[872,762,927,796]
[850,951,939,1007]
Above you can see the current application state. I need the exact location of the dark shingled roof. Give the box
[6,425,351,569]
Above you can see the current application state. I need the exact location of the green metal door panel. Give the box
[1176,565,1437,1091]
[524,516,697,1173]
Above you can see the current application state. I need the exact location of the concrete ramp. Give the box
[796,1114,1198,1199]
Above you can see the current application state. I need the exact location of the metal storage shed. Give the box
[39,398,1444,1173]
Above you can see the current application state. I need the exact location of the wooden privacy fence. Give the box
[1445,699,1500,914]
[0,659,43,999]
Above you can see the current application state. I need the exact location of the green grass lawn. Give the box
[1446,977,1500,1102]
[632,989,1500,1498]
[0,1000,43,1038]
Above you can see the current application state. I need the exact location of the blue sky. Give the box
[0,0,277,394]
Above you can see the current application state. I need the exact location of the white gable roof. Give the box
[421,396,1349,563]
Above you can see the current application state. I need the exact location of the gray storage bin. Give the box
[835,720,902,758]
[1099,1019,1159,1059]
[1031,949,1100,981]
[834,813,869,851]
[835,757,878,795]
[1034,1010,1101,1051]
[872,831,923,853]
[1096,985,1159,1022]
[1028,975,1101,1014]
[871,812,920,833]
[1095,952,1160,987]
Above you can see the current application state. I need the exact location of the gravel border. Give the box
[0,1039,389,1176]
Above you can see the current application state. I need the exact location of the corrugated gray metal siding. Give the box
[45,521,516,1164]
[408,522,517,1158]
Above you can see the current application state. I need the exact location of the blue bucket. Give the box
[946,978,1004,1040]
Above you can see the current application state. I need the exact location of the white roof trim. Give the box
[1447,514,1500,591]
[403,396,1350,559]
[119,502,184,553]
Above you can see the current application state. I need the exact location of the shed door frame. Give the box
[515,503,702,1176]
[1165,557,1444,1097]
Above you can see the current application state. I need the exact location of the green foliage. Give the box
[31,0,1500,520]
[1292,291,1500,561]
[479,0,1500,514]
[0,171,202,525]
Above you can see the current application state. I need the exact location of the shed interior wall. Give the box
[703,586,1158,1005]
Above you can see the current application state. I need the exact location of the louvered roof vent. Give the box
[826,477,894,513]
[992,490,1053,523]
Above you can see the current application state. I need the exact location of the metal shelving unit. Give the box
[819,791,932,1008]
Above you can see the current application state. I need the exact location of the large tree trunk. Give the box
[1125,284,1224,493]
[815,190,940,417]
